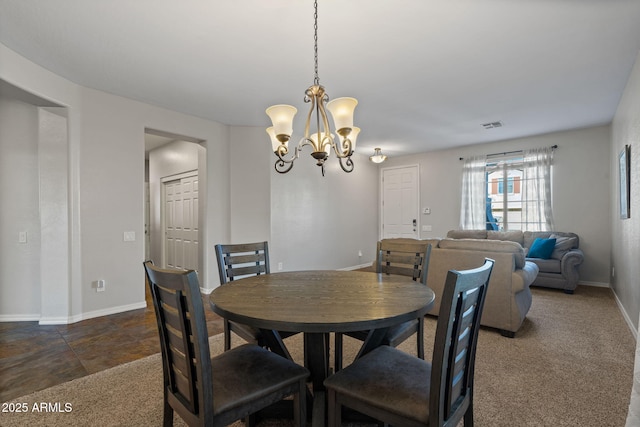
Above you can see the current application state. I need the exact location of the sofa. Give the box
[380,237,538,337]
[447,230,584,293]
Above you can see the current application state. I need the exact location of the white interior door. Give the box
[163,171,199,272]
[382,166,419,239]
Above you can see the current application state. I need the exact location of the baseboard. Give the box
[612,289,638,340]
[579,280,610,288]
[0,314,41,322]
[24,301,149,325]
[66,301,148,324]
[338,263,373,271]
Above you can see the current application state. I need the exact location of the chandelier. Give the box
[266,0,359,176]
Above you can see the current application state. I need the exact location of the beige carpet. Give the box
[0,286,635,427]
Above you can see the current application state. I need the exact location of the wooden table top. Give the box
[209,270,435,334]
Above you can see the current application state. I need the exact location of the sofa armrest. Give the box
[560,249,584,287]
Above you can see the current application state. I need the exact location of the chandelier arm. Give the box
[339,156,354,173]
[332,137,353,158]
[317,96,332,153]
[275,159,295,174]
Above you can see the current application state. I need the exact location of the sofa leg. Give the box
[500,329,515,338]
[563,289,574,295]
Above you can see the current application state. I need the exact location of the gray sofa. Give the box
[380,237,538,337]
[447,230,584,293]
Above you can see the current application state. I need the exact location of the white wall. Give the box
[0,96,41,319]
[0,42,231,321]
[270,151,380,271]
[229,126,271,244]
[382,125,612,285]
[611,50,640,331]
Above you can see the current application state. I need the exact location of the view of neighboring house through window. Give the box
[460,146,555,231]
[487,157,524,230]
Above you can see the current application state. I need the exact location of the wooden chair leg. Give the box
[327,388,341,427]
[334,333,343,371]
[243,413,257,426]
[417,317,425,359]
[464,399,474,426]
[294,379,307,427]
[162,398,173,427]
[223,321,232,351]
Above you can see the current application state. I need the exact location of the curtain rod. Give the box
[459,144,557,161]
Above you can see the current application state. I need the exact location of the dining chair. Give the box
[143,261,309,427]
[334,240,432,371]
[215,241,279,350]
[324,258,494,427]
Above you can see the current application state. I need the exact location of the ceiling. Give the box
[2,0,640,157]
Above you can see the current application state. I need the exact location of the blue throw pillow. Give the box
[528,238,557,259]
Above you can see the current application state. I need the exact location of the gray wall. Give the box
[612,50,640,331]
[0,97,41,318]
[382,125,612,286]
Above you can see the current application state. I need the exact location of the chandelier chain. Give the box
[313,0,319,86]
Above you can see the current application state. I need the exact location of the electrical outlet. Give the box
[277,262,283,271]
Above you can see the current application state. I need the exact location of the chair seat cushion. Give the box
[212,344,309,415]
[383,319,420,347]
[324,345,431,424]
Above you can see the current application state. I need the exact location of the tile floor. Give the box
[0,288,224,403]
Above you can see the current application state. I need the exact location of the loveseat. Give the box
[447,230,584,293]
[380,237,538,337]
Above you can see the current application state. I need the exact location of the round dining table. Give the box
[209,270,436,425]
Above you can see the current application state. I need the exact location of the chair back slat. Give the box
[143,261,214,424]
[376,240,432,284]
[215,241,270,284]
[430,258,493,427]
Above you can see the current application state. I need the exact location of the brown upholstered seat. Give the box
[143,261,309,427]
[324,258,494,427]
[335,240,432,371]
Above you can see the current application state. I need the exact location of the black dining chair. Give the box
[334,240,432,371]
[324,258,494,427]
[215,241,302,351]
[143,261,309,427]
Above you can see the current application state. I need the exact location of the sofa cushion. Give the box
[528,238,556,259]
[487,230,524,245]
[447,230,487,239]
[526,258,561,274]
[438,238,525,269]
[549,234,578,260]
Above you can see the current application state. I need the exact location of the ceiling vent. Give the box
[482,121,503,129]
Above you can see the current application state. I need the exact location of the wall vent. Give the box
[482,121,503,129]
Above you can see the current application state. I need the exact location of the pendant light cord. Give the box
[313,0,319,86]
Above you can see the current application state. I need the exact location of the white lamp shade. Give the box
[326,97,357,131]
[369,148,387,163]
[266,127,285,151]
[266,104,297,138]
[338,126,359,152]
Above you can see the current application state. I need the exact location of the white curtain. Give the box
[459,155,487,230]
[521,147,554,231]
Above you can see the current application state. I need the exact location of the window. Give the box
[487,158,524,230]
[460,147,554,231]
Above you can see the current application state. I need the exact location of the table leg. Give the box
[354,326,390,360]
[259,329,294,360]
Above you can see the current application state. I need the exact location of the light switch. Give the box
[422,207,431,214]
[18,231,27,243]
[123,231,136,242]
